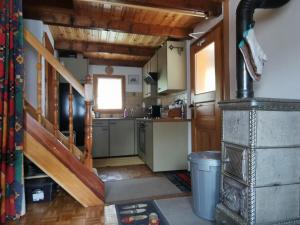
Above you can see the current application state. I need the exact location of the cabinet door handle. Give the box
[109,122,116,125]
[102,128,108,131]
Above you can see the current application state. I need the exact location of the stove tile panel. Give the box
[221,176,248,220]
[223,110,250,146]
[256,111,300,147]
[223,144,248,183]
[256,148,300,186]
[255,184,300,224]
[219,99,300,225]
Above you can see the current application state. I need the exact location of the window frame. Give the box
[93,74,126,113]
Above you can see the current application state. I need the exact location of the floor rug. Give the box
[164,170,191,192]
[155,196,215,225]
[115,201,169,225]
[105,176,182,204]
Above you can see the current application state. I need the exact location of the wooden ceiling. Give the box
[24,0,222,67]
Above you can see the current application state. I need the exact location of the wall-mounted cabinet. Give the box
[157,41,186,93]
[143,54,157,98]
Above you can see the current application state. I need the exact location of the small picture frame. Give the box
[128,74,139,85]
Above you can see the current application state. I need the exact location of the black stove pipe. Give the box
[236,0,290,99]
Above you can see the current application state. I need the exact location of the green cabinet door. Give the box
[109,120,135,156]
[92,125,109,158]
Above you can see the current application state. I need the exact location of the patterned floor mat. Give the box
[164,170,191,192]
[115,201,169,225]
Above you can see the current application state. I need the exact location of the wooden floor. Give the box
[8,165,157,225]
[93,156,145,168]
[8,190,104,225]
[97,164,155,182]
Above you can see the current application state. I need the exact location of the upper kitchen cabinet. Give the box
[143,54,157,99]
[150,53,158,73]
[157,41,186,93]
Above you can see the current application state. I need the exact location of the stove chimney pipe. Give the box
[236,0,290,99]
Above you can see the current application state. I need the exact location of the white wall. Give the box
[192,14,223,41]
[89,65,143,92]
[24,19,43,109]
[60,55,89,83]
[24,19,55,114]
[228,0,300,99]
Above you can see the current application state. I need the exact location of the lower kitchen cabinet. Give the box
[109,120,135,156]
[137,120,189,172]
[145,122,154,170]
[92,125,109,158]
[92,119,135,158]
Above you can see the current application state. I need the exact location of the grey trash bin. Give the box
[188,151,221,221]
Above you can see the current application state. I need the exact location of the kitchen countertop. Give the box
[135,118,191,122]
[93,117,136,120]
[93,117,191,122]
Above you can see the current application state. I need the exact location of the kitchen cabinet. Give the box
[137,119,189,172]
[109,120,135,156]
[92,119,136,158]
[157,41,186,93]
[145,122,154,170]
[142,61,149,98]
[92,120,109,157]
[143,54,157,99]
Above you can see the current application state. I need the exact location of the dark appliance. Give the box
[59,83,85,146]
[149,105,161,118]
[144,72,158,85]
[137,121,146,161]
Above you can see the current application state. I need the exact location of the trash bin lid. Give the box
[188,151,221,167]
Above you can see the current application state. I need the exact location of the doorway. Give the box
[190,23,225,152]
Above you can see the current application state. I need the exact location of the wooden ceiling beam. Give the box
[89,58,146,67]
[24,6,191,38]
[77,0,222,17]
[55,40,156,57]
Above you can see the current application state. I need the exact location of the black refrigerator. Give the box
[59,83,85,146]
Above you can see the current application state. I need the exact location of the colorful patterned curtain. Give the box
[0,0,25,223]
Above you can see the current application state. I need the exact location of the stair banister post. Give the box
[53,71,59,137]
[36,53,42,123]
[69,84,74,153]
[84,74,93,170]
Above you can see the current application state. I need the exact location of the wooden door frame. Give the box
[190,22,227,152]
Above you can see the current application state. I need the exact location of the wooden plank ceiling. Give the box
[24,0,222,67]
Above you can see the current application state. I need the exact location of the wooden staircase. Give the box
[23,29,104,207]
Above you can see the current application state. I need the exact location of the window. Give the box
[194,42,216,95]
[93,75,125,112]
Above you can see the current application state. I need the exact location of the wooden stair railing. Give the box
[24,28,94,171]
[24,112,104,207]
[24,29,84,96]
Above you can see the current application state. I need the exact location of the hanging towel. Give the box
[239,40,260,81]
[239,28,268,81]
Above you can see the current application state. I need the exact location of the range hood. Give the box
[144,72,158,85]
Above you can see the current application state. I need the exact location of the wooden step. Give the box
[24,112,105,207]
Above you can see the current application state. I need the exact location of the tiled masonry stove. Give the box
[216,99,300,225]
[215,1,299,224]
